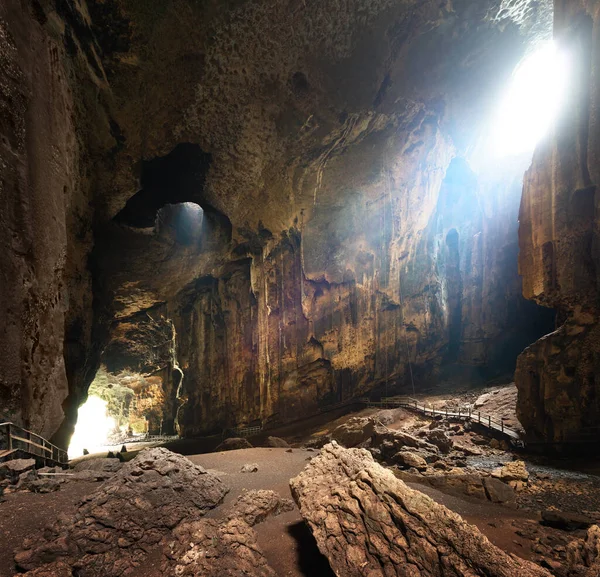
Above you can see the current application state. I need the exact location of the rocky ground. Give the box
[1,384,599,576]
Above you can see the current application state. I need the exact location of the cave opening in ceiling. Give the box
[156,202,204,245]
[114,143,211,228]
[492,41,569,157]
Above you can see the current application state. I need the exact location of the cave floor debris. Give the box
[2,383,599,576]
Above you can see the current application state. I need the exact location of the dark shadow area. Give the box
[287,521,335,577]
[114,143,211,228]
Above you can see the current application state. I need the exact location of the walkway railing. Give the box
[366,396,522,442]
[0,422,68,465]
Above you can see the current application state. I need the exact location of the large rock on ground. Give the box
[162,517,275,577]
[290,442,551,577]
[161,489,292,576]
[425,429,453,453]
[263,436,290,448]
[0,459,36,481]
[567,525,600,577]
[372,425,439,463]
[332,417,376,447]
[228,489,294,526]
[393,451,428,471]
[492,460,529,490]
[215,438,253,451]
[15,448,228,576]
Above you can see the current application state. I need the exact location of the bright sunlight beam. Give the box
[68,395,116,459]
[493,42,569,157]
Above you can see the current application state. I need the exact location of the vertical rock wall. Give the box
[0,2,92,439]
[516,0,600,445]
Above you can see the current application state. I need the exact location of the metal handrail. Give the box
[0,422,68,464]
[366,397,521,440]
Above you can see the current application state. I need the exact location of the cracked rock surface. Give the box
[290,442,552,577]
[15,448,228,576]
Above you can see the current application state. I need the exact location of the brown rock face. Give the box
[1,0,558,442]
[15,448,228,575]
[515,0,600,445]
[0,1,102,441]
[290,442,551,576]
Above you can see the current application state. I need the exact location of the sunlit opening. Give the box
[68,395,116,459]
[493,42,569,157]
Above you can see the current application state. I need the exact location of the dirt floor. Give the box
[2,383,600,576]
[0,482,98,577]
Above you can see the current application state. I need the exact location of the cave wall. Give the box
[0,0,108,440]
[1,0,559,443]
[172,149,555,435]
[516,0,600,445]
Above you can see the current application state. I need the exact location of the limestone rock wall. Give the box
[0,1,111,440]
[516,0,600,444]
[0,0,558,442]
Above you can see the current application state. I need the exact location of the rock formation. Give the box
[290,442,552,577]
[14,448,228,575]
[516,0,600,446]
[161,489,293,577]
[0,0,571,445]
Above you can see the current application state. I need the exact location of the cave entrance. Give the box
[68,394,117,459]
[492,41,569,157]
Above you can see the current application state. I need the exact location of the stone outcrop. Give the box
[15,448,228,575]
[290,442,551,576]
[215,438,253,452]
[162,516,275,577]
[566,525,600,576]
[516,0,600,446]
[331,416,376,448]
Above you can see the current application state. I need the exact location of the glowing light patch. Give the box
[493,42,569,157]
[68,396,116,459]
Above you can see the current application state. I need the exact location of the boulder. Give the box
[15,448,229,576]
[241,463,259,473]
[229,490,294,526]
[482,477,517,505]
[372,425,438,463]
[290,442,551,577]
[472,435,490,446]
[162,518,273,576]
[566,525,600,576]
[214,437,253,451]
[304,435,331,449]
[426,429,453,453]
[393,451,428,471]
[264,436,290,448]
[0,458,36,481]
[491,460,529,489]
[162,490,291,576]
[331,417,375,448]
[541,510,595,531]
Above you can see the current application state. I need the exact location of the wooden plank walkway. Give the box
[366,396,523,443]
[0,422,68,465]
